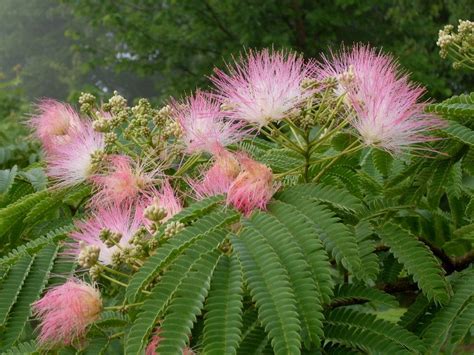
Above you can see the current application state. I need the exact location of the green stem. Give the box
[312,141,362,182]
[175,153,202,177]
[109,332,125,340]
[260,124,304,154]
[101,273,128,288]
[100,264,129,278]
[103,302,144,311]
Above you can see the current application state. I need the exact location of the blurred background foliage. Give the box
[0,0,474,164]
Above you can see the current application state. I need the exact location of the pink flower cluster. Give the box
[31,100,105,188]
[190,148,277,216]
[32,279,102,347]
[316,45,445,153]
[171,49,316,153]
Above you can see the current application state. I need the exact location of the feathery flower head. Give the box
[189,148,240,199]
[70,203,144,265]
[317,45,445,153]
[171,91,245,154]
[30,100,82,154]
[144,180,182,224]
[47,119,105,187]
[211,49,316,126]
[91,155,158,206]
[227,155,276,215]
[32,279,102,347]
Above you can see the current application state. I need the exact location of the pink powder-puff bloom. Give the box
[211,49,316,127]
[29,100,82,154]
[227,155,276,215]
[32,279,102,347]
[189,148,240,199]
[47,119,105,187]
[145,328,195,355]
[316,45,446,153]
[171,91,245,154]
[91,155,158,206]
[70,203,145,265]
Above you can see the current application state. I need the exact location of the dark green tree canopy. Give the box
[64,0,474,100]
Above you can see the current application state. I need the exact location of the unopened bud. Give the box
[144,205,167,222]
[164,221,185,238]
[92,118,110,133]
[99,228,122,248]
[78,242,100,268]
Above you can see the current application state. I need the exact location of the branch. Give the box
[328,298,369,309]
[419,237,474,275]
[379,278,418,294]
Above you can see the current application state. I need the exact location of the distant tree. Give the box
[0,0,159,101]
[64,0,474,100]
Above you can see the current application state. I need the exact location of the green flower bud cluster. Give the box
[164,221,185,238]
[99,228,122,248]
[89,149,107,173]
[89,265,101,280]
[124,98,153,140]
[78,92,96,114]
[101,91,130,129]
[144,204,168,223]
[437,20,474,70]
[78,242,100,268]
[153,105,173,126]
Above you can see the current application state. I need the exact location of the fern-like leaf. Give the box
[398,294,431,330]
[0,225,73,267]
[331,284,398,309]
[0,190,49,240]
[268,201,333,304]
[422,269,474,353]
[377,223,451,304]
[125,228,228,355]
[0,340,38,354]
[244,211,324,347]
[126,210,237,303]
[449,303,474,345]
[0,244,58,348]
[202,254,243,355]
[277,195,362,279]
[440,121,474,145]
[324,308,426,354]
[277,183,361,213]
[0,166,17,195]
[372,149,393,177]
[236,308,269,355]
[230,230,301,355]
[0,255,34,326]
[156,250,221,354]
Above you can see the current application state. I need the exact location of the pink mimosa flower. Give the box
[211,49,316,126]
[46,119,105,187]
[32,279,102,347]
[91,155,158,206]
[317,45,445,153]
[189,148,240,199]
[29,100,82,154]
[172,91,245,154]
[70,203,144,265]
[227,155,276,215]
